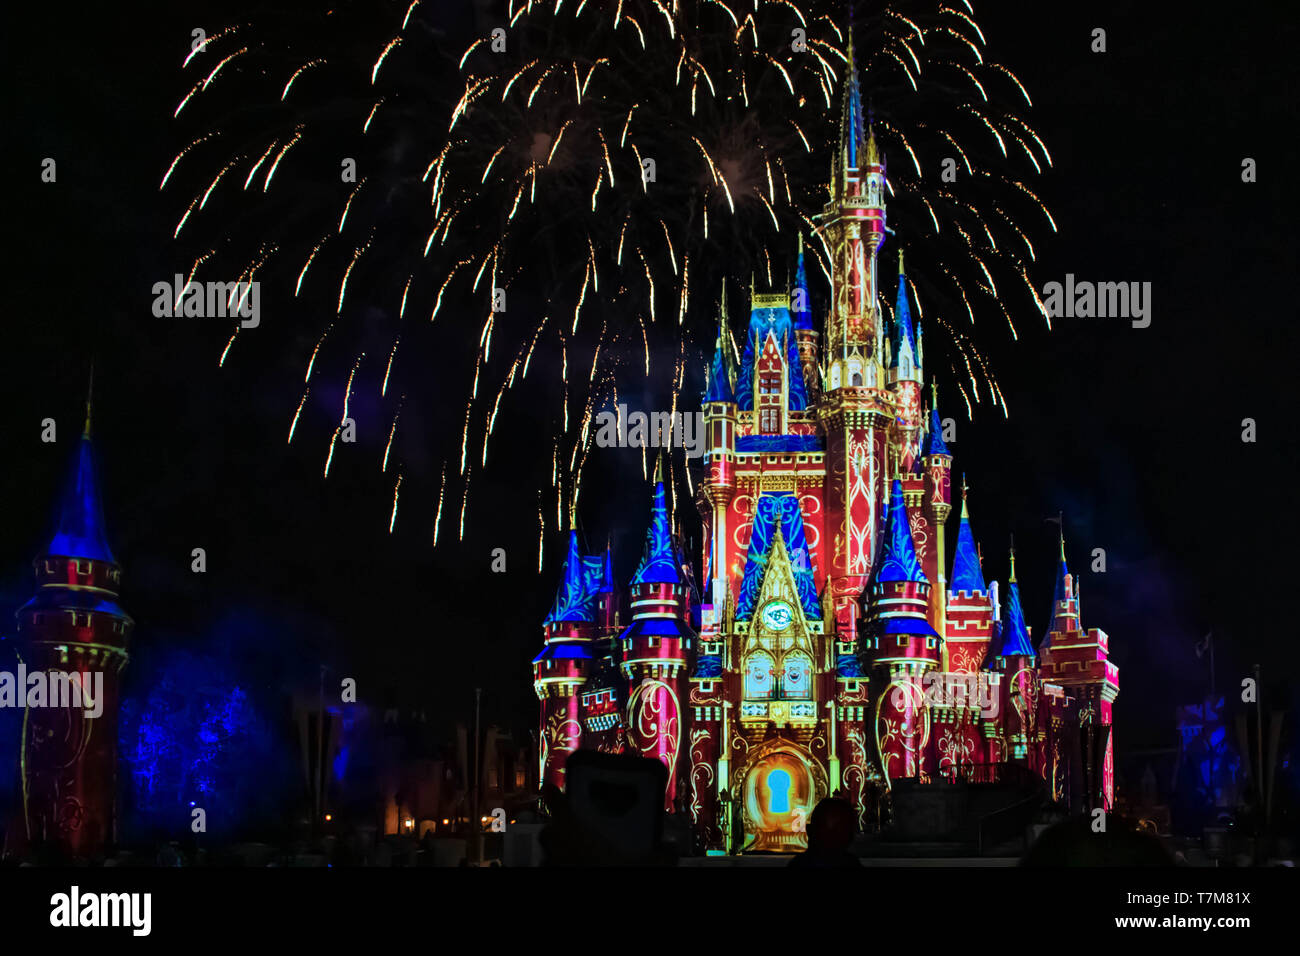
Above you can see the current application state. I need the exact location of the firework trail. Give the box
[163,0,1051,547]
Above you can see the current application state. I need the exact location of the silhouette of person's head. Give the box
[806,798,857,853]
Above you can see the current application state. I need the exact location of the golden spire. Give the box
[1008,535,1017,583]
[898,246,905,276]
[1058,511,1066,560]
[960,473,969,518]
[83,362,95,438]
[653,450,665,486]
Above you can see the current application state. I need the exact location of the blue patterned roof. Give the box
[926,407,950,456]
[632,480,681,585]
[792,242,813,331]
[890,273,917,370]
[875,479,927,584]
[836,653,867,678]
[735,493,820,621]
[998,578,1035,657]
[703,313,735,403]
[544,531,599,624]
[736,306,809,412]
[47,435,115,563]
[950,501,985,594]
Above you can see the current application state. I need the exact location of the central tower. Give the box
[814,35,895,644]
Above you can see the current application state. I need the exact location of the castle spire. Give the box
[839,29,867,178]
[926,385,951,456]
[875,479,927,583]
[632,466,681,585]
[543,529,597,625]
[792,234,813,332]
[950,478,985,594]
[704,285,737,403]
[998,546,1035,657]
[47,374,116,564]
[1043,515,1074,649]
[83,362,94,437]
[891,252,918,376]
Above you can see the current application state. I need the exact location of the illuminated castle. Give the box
[4,386,132,860]
[531,42,1118,853]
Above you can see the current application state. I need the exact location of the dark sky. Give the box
[1,1,1295,751]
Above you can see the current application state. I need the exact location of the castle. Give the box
[4,391,132,860]
[531,41,1119,853]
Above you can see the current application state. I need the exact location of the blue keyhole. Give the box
[768,769,791,814]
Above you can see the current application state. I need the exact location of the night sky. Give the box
[2,0,1296,758]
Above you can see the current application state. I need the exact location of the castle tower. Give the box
[701,292,738,630]
[991,547,1038,766]
[621,461,693,809]
[923,395,953,629]
[866,479,942,785]
[945,480,994,674]
[814,35,896,642]
[532,529,594,790]
[1038,532,1119,810]
[8,386,132,860]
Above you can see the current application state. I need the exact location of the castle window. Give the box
[782,652,813,700]
[745,652,775,699]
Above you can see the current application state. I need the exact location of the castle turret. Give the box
[946,480,994,674]
[8,384,132,860]
[622,460,693,809]
[990,548,1038,765]
[533,529,595,790]
[1038,530,1119,810]
[866,479,941,784]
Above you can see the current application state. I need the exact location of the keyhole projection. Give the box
[768,768,792,814]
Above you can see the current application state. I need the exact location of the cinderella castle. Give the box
[532,43,1119,853]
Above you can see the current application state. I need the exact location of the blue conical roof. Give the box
[632,479,681,585]
[926,406,950,456]
[47,433,116,564]
[998,575,1035,657]
[792,240,813,331]
[544,530,597,624]
[1041,540,1069,649]
[950,500,984,593]
[875,479,926,584]
[703,310,735,404]
[891,272,917,370]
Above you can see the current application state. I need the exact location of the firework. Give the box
[162,0,1050,544]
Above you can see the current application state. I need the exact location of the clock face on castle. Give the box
[761,600,793,632]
